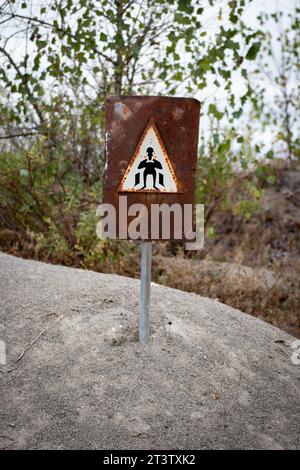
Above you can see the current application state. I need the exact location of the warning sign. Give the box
[104,95,200,240]
[118,120,179,192]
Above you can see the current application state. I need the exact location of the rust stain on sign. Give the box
[104,95,201,240]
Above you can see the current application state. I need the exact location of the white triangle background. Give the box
[120,125,178,192]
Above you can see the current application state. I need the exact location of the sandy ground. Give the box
[0,252,299,449]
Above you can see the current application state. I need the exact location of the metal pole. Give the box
[139,240,152,344]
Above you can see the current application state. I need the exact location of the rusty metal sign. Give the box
[103,95,200,240]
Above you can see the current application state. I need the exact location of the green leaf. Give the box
[208,103,223,120]
[229,14,238,24]
[36,40,47,50]
[172,71,183,81]
[199,59,211,72]
[245,42,261,60]
[178,0,193,14]
[33,55,40,71]
[76,52,85,63]
[158,71,167,80]
[232,108,242,119]
[174,13,191,25]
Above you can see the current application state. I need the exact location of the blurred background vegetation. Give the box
[0,0,299,336]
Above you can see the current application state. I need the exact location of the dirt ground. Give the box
[0,253,299,449]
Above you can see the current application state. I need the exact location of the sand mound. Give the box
[0,253,299,449]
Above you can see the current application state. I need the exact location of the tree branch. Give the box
[1,11,116,65]
[0,131,39,140]
[0,45,44,124]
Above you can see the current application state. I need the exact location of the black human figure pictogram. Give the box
[134,147,164,189]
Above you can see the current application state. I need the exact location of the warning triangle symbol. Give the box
[118,119,180,193]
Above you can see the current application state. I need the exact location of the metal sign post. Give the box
[139,240,152,344]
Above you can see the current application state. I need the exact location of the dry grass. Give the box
[155,256,300,338]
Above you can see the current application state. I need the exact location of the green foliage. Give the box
[250,5,300,161]
[0,0,258,127]
[196,115,264,229]
[0,95,104,263]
